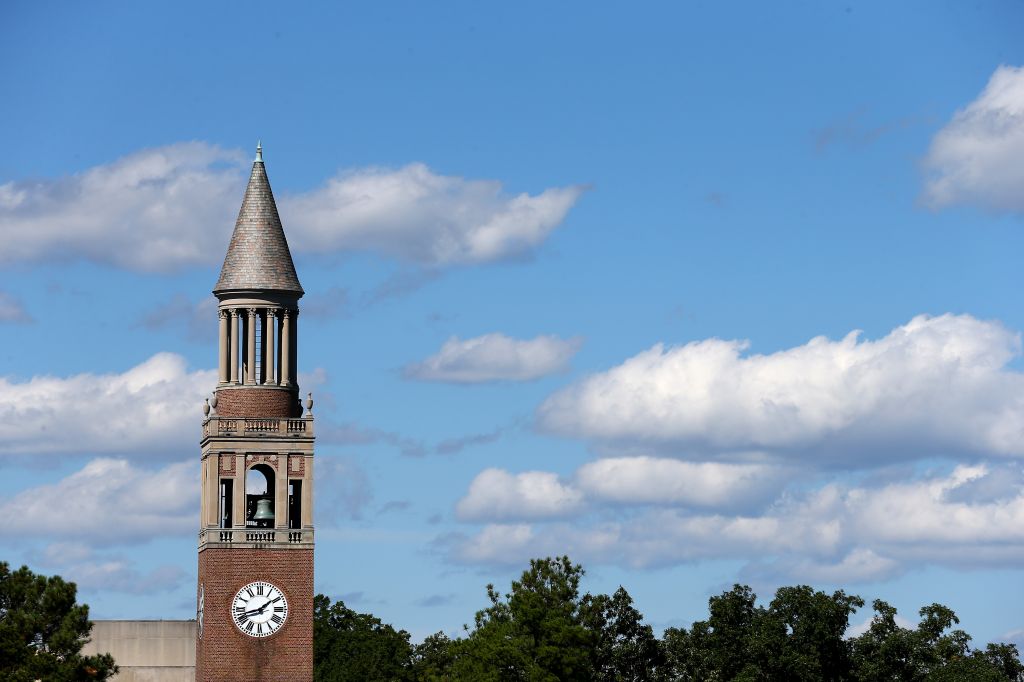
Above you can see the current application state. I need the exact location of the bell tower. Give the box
[196,143,314,681]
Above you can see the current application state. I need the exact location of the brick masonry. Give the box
[196,547,313,681]
[215,388,301,419]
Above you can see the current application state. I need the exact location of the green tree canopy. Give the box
[313,594,413,681]
[311,558,1023,682]
[0,561,117,682]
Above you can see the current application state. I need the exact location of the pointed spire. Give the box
[255,140,263,163]
[213,146,303,295]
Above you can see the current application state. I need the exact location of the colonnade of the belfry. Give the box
[217,306,298,387]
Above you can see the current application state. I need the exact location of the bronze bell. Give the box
[253,499,275,521]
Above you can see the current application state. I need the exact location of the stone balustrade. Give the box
[199,527,314,546]
[202,416,313,439]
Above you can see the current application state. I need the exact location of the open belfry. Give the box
[196,143,314,681]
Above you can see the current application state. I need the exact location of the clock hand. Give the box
[254,596,282,615]
[243,596,282,617]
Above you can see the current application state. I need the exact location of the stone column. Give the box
[205,456,218,528]
[233,456,245,528]
[218,310,229,384]
[259,309,268,385]
[302,456,313,527]
[280,309,292,387]
[289,309,299,387]
[229,309,240,384]
[246,308,257,385]
[276,461,288,530]
[265,309,277,385]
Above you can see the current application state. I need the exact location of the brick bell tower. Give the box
[196,143,314,681]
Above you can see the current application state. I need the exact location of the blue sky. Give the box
[3,0,1024,646]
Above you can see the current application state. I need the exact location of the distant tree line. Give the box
[314,556,1024,682]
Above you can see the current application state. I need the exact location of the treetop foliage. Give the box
[0,561,117,682]
[314,557,1024,681]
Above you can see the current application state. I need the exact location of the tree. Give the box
[753,585,864,681]
[410,631,456,681]
[313,594,413,681]
[580,586,665,681]
[663,583,863,681]
[849,599,1023,682]
[0,562,117,681]
[663,584,759,681]
[452,556,596,681]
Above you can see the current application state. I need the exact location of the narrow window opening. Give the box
[288,480,302,529]
[219,479,233,528]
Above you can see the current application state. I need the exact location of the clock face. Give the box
[197,584,204,639]
[231,581,288,638]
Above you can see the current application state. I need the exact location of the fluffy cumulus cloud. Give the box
[0,458,197,544]
[447,462,1024,581]
[0,143,245,271]
[575,457,785,510]
[283,163,586,266]
[450,314,1024,579]
[404,333,583,383]
[456,468,584,522]
[456,458,784,523]
[922,65,1024,212]
[0,353,214,456]
[539,314,1024,465]
[0,144,584,272]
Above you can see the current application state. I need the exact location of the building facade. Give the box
[195,144,315,681]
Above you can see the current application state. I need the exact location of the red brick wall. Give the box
[196,547,313,681]
[215,388,300,418]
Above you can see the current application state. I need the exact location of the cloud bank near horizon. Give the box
[445,313,1024,582]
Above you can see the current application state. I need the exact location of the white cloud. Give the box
[922,65,1024,212]
[576,457,785,510]
[282,163,586,266]
[0,144,585,272]
[456,468,584,522]
[454,457,785,523]
[0,143,245,271]
[405,333,583,383]
[539,314,1024,465]
[447,462,1024,581]
[0,353,214,456]
[0,291,32,323]
[0,458,197,544]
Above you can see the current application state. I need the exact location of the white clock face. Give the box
[231,581,288,638]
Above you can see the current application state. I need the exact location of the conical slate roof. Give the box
[214,147,303,295]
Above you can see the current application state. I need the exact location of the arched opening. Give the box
[245,464,276,528]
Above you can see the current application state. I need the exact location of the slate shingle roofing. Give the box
[213,150,304,295]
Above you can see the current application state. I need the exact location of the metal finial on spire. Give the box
[255,140,263,162]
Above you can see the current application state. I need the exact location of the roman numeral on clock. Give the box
[274,606,284,613]
[271,615,282,624]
